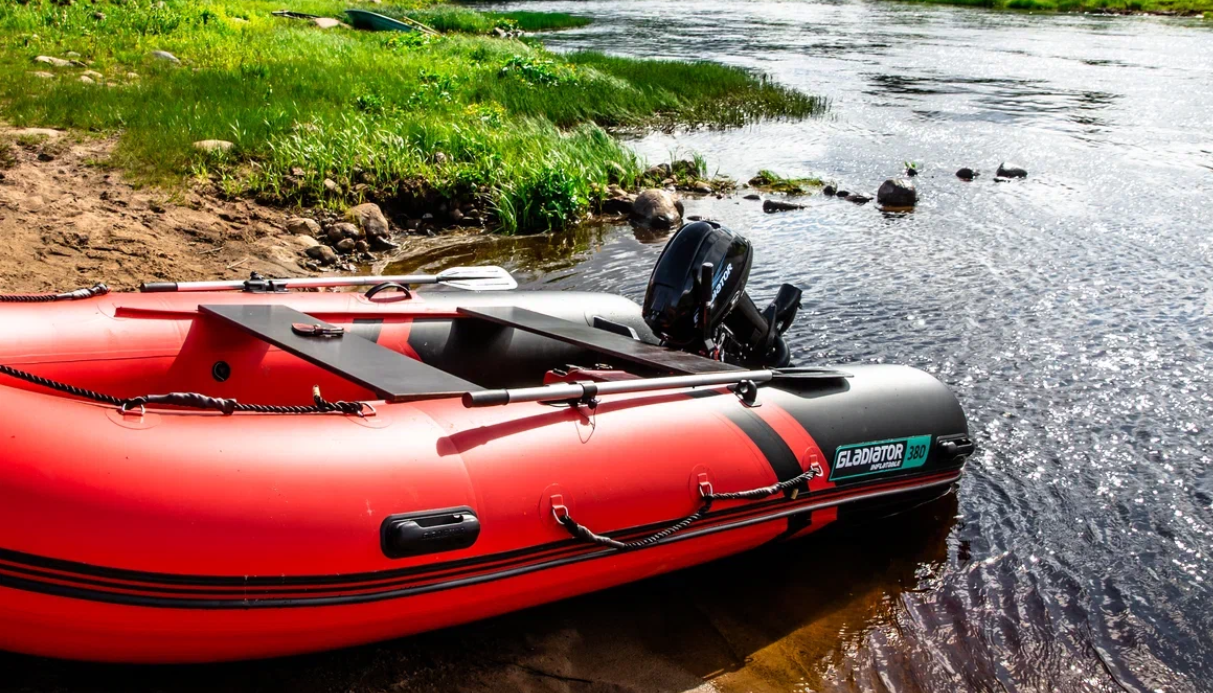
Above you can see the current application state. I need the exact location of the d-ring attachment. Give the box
[119,402,146,417]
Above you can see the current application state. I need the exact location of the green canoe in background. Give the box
[344,9,437,34]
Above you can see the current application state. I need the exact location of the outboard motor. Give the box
[642,221,802,368]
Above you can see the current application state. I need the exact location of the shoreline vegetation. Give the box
[0,0,824,235]
[889,0,1212,15]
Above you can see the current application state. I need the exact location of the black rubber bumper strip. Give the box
[0,473,960,610]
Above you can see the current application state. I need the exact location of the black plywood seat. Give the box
[201,305,481,403]
[456,306,741,375]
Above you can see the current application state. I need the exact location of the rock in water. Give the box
[334,238,357,254]
[743,193,761,200]
[822,185,836,197]
[845,193,871,205]
[996,162,1027,178]
[762,199,805,213]
[305,244,339,266]
[193,139,233,153]
[877,178,917,208]
[346,202,389,239]
[956,167,977,181]
[631,189,682,228]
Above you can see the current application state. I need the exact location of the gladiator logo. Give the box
[830,435,932,481]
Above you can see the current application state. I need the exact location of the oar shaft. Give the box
[463,370,774,407]
[140,273,498,293]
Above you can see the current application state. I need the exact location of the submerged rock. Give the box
[877,178,917,208]
[956,167,978,181]
[996,162,1027,178]
[845,192,871,204]
[632,189,682,228]
[602,193,636,215]
[346,202,389,239]
[763,199,805,213]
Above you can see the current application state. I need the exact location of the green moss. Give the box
[748,170,824,195]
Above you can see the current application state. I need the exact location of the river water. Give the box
[398,3,1213,691]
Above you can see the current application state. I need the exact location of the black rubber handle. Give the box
[463,390,509,408]
[381,508,480,558]
[140,282,178,293]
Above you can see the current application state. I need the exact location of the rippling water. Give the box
[392,3,1213,690]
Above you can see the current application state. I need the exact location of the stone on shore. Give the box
[346,202,389,239]
[632,189,682,228]
[34,55,74,68]
[305,244,338,266]
[150,50,180,63]
[193,139,233,153]
[877,178,917,208]
[285,217,321,237]
[996,162,1027,178]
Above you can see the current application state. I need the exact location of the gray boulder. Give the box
[763,199,805,213]
[285,217,321,237]
[150,50,180,64]
[305,244,339,266]
[602,193,636,215]
[346,202,389,239]
[996,162,1027,178]
[631,189,682,228]
[877,178,917,208]
[34,56,74,68]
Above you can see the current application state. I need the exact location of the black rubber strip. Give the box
[349,318,383,343]
[0,474,960,610]
[722,407,803,482]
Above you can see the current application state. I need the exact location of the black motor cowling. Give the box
[642,221,802,368]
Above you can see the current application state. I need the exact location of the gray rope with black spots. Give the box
[0,364,370,416]
[0,284,109,303]
[556,467,820,551]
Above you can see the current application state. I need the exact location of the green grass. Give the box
[748,170,823,195]
[887,0,1213,13]
[383,6,592,34]
[0,0,822,234]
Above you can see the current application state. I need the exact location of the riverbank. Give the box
[886,0,1211,16]
[0,0,821,244]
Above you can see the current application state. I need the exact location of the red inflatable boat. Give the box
[0,222,973,662]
